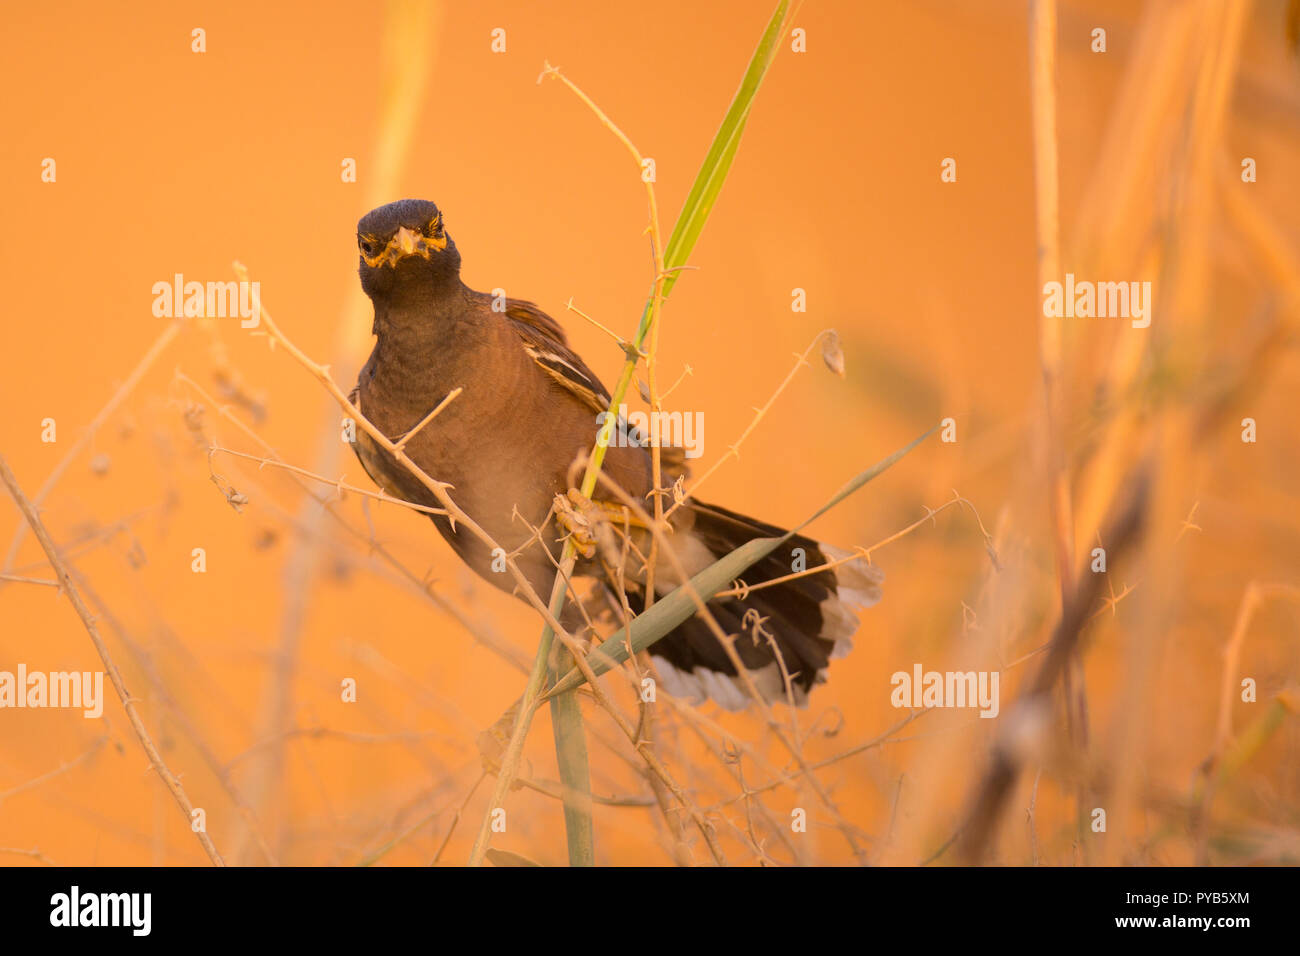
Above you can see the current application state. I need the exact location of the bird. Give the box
[349,198,882,710]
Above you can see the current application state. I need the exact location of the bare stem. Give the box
[0,454,226,866]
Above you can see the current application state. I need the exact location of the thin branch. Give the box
[0,736,107,806]
[1,318,184,572]
[393,387,463,451]
[209,444,448,518]
[0,573,60,588]
[665,329,837,518]
[0,454,225,866]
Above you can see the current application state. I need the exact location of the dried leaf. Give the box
[477,701,521,785]
[485,848,542,867]
[821,329,846,377]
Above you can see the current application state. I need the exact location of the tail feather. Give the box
[644,500,883,710]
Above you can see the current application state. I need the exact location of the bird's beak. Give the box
[395,226,419,257]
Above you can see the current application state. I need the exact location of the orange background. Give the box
[0,0,1297,865]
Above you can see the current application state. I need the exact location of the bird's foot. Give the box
[554,490,629,562]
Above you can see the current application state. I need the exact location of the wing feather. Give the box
[505,300,611,415]
[502,298,690,479]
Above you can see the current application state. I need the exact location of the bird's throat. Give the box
[368,292,478,396]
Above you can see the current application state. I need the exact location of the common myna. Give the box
[350,199,882,709]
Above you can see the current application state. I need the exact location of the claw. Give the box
[554,490,636,564]
[554,490,600,559]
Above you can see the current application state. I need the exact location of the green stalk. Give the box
[548,664,595,862]
[469,0,794,867]
[549,0,794,867]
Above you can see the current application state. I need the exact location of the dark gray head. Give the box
[356,199,462,300]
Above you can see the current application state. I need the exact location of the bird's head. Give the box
[356,199,461,300]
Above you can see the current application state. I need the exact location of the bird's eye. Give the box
[358,237,380,258]
[424,215,443,239]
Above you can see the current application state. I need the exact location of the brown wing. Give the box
[503,298,690,481]
[504,299,611,415]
